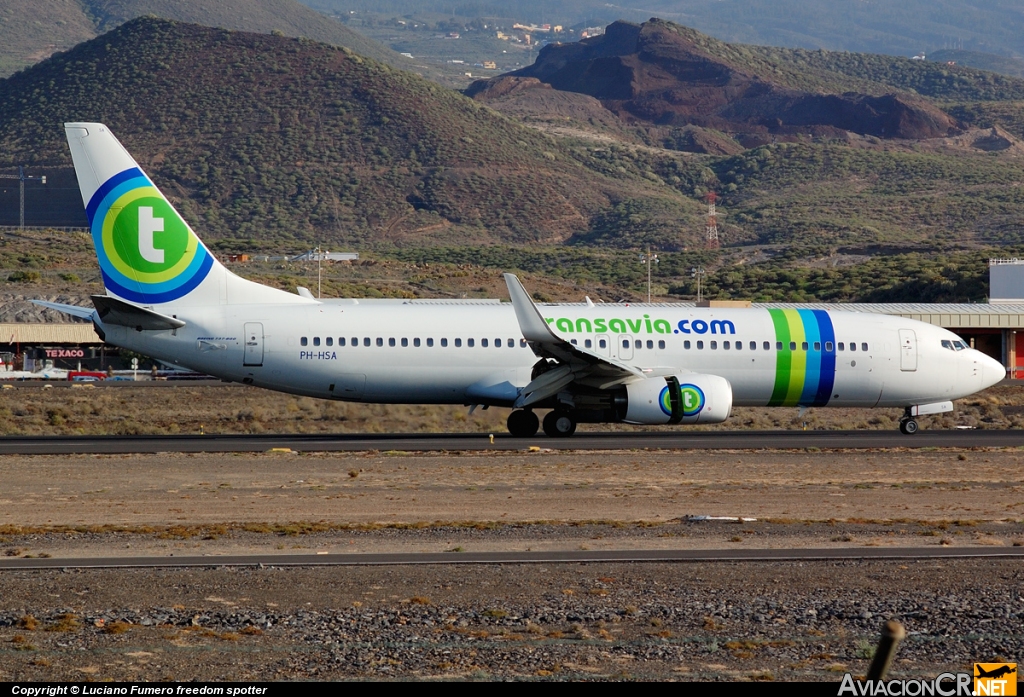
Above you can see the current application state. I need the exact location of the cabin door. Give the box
[899,329,917,372]
[618,335,634,360]
[243,322,264,366]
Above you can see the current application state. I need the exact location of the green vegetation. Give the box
[0,18,698,248]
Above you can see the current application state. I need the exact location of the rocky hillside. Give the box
[468,20,960,149]
[0,18,700,248]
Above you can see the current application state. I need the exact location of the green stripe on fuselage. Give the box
[785,310,807,406]
[768,309,809,406]
[768,309,791,406]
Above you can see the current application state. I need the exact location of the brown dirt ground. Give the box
[0,448,1022,559]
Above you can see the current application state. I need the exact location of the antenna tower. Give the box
[705,191,719,249]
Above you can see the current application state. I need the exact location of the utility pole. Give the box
[0,167,46,229]
[691,266,705,304]
[639,246,658,303]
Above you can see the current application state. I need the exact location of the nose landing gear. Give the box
[899,409,919,435]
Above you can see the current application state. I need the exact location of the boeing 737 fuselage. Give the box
[41,124,1005,437]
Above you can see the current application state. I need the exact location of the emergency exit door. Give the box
[899,329,917,372]
[244,322,264,366]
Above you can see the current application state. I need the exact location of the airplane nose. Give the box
[977,351,1006,389]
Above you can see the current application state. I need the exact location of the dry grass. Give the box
[0,382,1019,437]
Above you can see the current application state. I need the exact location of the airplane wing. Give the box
[503,273,645,407]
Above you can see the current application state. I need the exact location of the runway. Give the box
[2,546,1023,570]
[0,429,1021,454]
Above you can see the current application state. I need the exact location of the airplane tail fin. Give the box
[64,123,310,308]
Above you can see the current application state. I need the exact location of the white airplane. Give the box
[39,123,1005,437]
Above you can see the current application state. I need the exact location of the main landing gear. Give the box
[507,409,578,437]
[542,410,577,438]
[507,409,539,438]
[899,409,919,435]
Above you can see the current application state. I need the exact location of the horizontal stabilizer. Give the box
[91,295,186,331]
[31,300,96,321]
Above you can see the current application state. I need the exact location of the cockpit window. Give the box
[953,340,967,351]
[941,340,954,351]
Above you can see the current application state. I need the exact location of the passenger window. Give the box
[763,341,770,350]
[520,339,528,348]
[376,338,383,347]
[427,338,434,347]
[646,340,654,349]
[861,343,868,352]
[697,341,704,349]
[789,342,796,351]
[414,338,420,347]
[507,338,514,348]
[825,341,833,352]
[850,342,856,352]
[801,341,808,351]
[388,338,395,347]
[441,338,448,347]
[401,338,408,347]
[339,337,346,347]
[684,340,691,349]
[750,341,756,350]
[599,339,607,349]
[635,340,642,349]
[326,337,333,347]
[364,338,370,347]
[658,340,665,349]
[585,339,592,348]
[838,342,845,351]
[467,338,474,347]
[776,342,783,350]
[571,339,578,345]
[710,341,717,349]
[735,341,742,350]
[455,338,462,347]
[481,338,488,347]
[301,337,308,346]
[622,339,629,349]
[814,341,820,351]
[313,337,321,347]
[723,341,730,349]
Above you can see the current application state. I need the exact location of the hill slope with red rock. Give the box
[468,20,959,146]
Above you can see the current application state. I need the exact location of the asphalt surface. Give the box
[2,546,1023,570]
[0,429,1021,454]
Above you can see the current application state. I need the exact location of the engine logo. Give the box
[679,384,705,416]
[660,383,706,417]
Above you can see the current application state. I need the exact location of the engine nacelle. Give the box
[623,374,733,425]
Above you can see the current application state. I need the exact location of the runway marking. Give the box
[1,547,1023,570]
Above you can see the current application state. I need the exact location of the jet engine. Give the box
[623,374,732,425]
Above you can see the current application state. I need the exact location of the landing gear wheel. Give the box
[899,418,919,435]
[507,410,539,438]
[543,410,577,438]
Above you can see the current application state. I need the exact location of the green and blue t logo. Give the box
[659,383,705,418]
[86,167,212,303]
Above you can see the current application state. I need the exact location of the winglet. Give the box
[503,273,559,343]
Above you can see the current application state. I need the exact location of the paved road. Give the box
[2,546,1023,571]
[0,429,1021,454]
